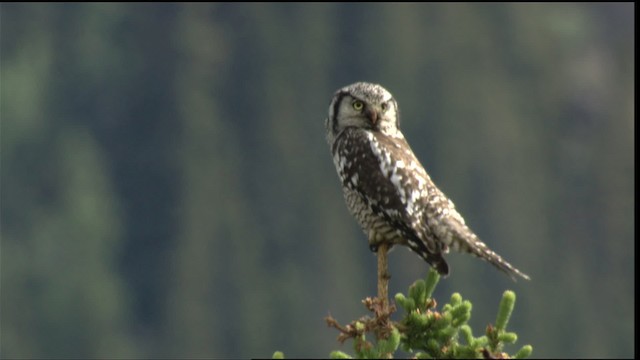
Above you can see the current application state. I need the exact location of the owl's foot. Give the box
[369,242,391,253]
[369,240,395,254]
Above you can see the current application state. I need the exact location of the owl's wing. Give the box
[335,129,449,275]
[369,135,530,281]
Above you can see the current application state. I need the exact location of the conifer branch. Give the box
[323,268,532,359]
[275,265,533,359]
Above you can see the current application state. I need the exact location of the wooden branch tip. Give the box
[377,243,390,313]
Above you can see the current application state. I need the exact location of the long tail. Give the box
[457,231,530,281]
[442,215,530,281]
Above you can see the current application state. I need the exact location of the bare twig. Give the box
[377,243,390,312]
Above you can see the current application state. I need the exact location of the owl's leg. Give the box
[368,229,401,253]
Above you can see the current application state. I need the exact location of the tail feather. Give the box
[459,233,530,281]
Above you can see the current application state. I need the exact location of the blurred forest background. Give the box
[0,3,634,359]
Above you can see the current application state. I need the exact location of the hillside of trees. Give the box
[1,3,634,358]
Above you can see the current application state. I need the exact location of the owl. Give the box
[325,82,529,281]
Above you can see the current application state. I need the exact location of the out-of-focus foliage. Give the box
[0,3,633,358]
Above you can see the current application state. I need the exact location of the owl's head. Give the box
[325,82,401,144]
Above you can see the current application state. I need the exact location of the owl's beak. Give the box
[365,108,379,126]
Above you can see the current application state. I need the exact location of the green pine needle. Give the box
[496,291,516,331]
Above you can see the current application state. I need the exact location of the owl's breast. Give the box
[341,185,406,245]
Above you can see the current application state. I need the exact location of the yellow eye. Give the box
[352,100,364,111]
